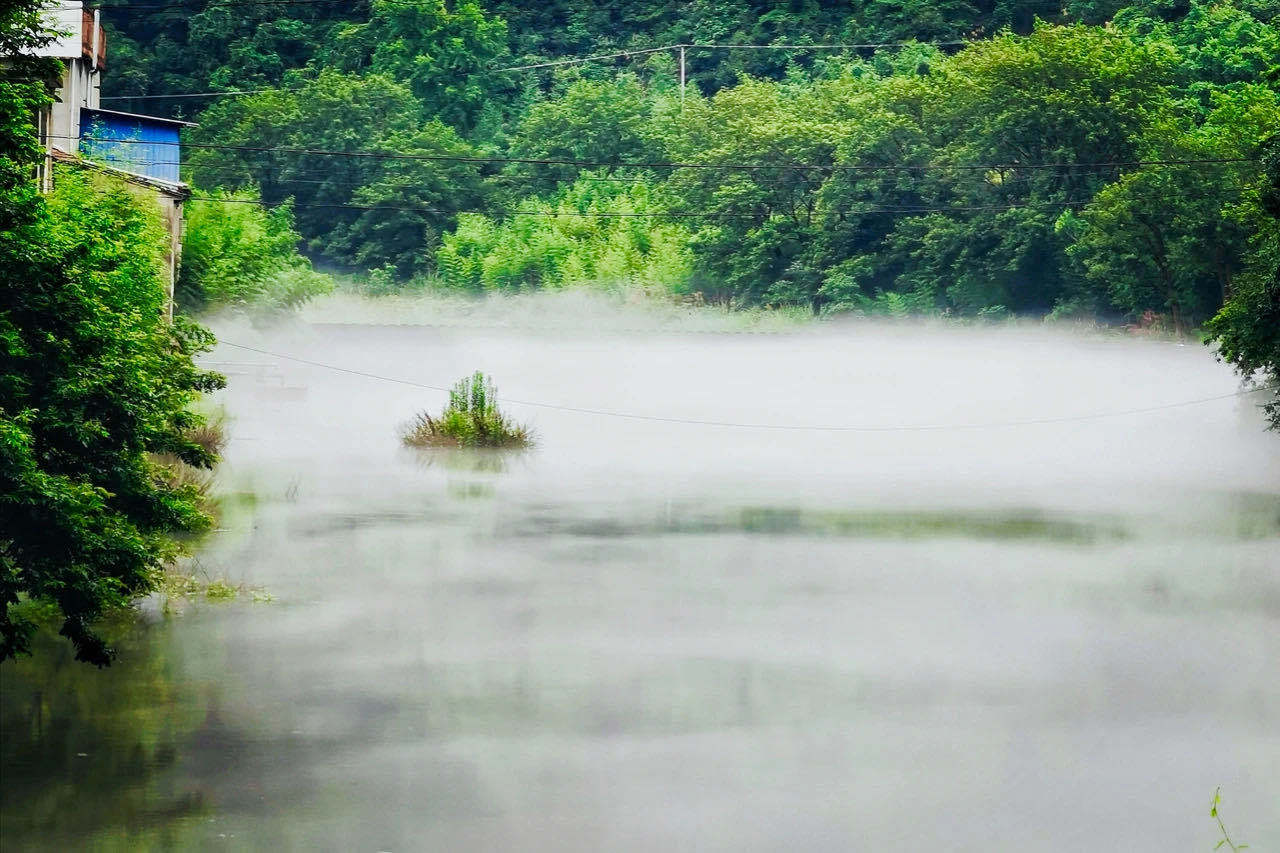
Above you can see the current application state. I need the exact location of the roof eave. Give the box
[50,147,191,199]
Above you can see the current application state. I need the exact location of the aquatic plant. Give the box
[402,372,533,449]
[1210,788,1248,852]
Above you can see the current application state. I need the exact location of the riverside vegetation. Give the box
[94,0,1280,425]
[1,6,269,665]
[402,372,533,449]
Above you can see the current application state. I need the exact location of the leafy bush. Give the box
[358,263,401,297]
[436,174,693,294]
[1,164,225,665]
[177,188,332,314]
[402,372,532,448]
[1205,136,1280,430]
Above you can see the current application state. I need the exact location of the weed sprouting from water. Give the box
[1210,788,1248,851]
[402,371,533,449]
[153,562,272,614]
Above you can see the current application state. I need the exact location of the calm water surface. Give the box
[3,318,1278,850]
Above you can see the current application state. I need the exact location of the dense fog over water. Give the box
[4,296,1278,850]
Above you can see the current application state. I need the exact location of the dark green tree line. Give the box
[93,0,1279,331]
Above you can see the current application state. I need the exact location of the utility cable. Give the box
[187,195,1112,218]
[494,41,970,72]
[101,88,298,101]
[215,341,1273,432]
[61,135,1260,173]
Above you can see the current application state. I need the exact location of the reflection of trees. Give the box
[402,446,532,501]
[0,623,209,850]
[403,446,528,475]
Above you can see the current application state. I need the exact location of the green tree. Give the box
[322,0,510,135]
[178,189,333,313]
[99,2,362,112]
[326,123,493,275]
[1066,85,1279,332]
[807,25,1180,315]
[436,174,693,293]
[660,75,857,306]
[1,4,223,664]
[1205,136,1280,429]
[1115,0,1280,89]
[508,74,664,193]
[189,71,488,274]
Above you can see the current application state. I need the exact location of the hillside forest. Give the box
[94,0,1280,334]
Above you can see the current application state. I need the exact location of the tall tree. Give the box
[321,0,511,135]
[1205,136,1280,429]
[1,3,223,664]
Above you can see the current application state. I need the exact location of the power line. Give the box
[108,156,1131,191]
[93,36,1034,104]
[215,341,1273,432]
[84,0,1061,24]
[494,41,968,72]
[87,33,1021,101]
[100,88,297,101]
[64,135,1260,173]
[77,0,366,11]
[497,45,681,73]
[187,195,1115,219]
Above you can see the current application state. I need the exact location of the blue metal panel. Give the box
[80,108,183,183]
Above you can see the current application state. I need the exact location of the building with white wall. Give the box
[22,2,191,316]
[33,1,106,175]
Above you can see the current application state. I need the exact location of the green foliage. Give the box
[103,0,1280,332]
[1205,136,1280,429]
[1,164,226,666]
[328,122,491,275]
[100,2,364,111]
[508,75,666,192]
[1209,787,1250,851]
[437,174,693,293]
[321,0,511,135]
[178,188,332,313]
[0,3,56,231]
[402,372,532,448]
[1066,85,1279,332]
[660,74,856,307]
[357,263,403,297]
[188,71,489,275]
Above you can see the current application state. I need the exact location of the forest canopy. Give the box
[95,0,1279,336]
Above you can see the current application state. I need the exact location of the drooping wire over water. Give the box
[216,341,1274,433]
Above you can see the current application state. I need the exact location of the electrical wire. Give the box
[494,41,969,72]
[100,88,299,101]
[108,155,1214,194]
[215,341,1274,432]
[95,39,962,99]
[59,135,1260,173]
[184,195,1107,219]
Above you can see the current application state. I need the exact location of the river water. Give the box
[3,310,1278,850]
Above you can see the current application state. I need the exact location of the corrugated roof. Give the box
[82,107,198,128]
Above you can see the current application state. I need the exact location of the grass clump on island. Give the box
[402,371,533,449]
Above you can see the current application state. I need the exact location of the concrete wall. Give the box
[119,180,185,321]
[48,58,100,155]
[158,194,184,320]
[33,3,86,60]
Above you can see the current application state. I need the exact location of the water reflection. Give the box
[4,319,1279,850]
[1,624,209,850]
